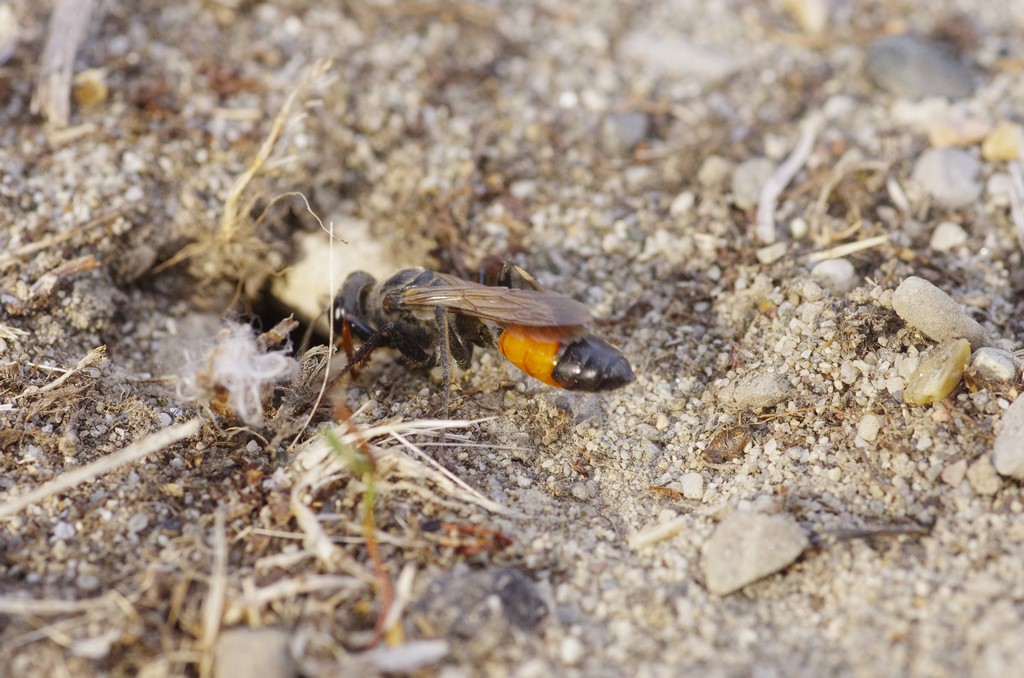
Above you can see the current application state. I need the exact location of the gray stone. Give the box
[912,148,982,209]
[810,258,858,295]
[702,512,809,595]
[864,34,975,99]
[930,221,968,252]
[891,276,991,350]
[214,628,296,678]
[413,566,545,660]
[717,370,793,411]
[602,111,650,151]
[965,347,1018,392]
[992,396,1024,479]
[967,456,1002,496]
[680,472,704,500]
[732,158,776,210]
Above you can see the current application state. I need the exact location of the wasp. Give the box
[333,260,634,415]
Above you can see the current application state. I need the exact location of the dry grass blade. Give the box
[153,60,332,275]
[199,510,228,678]
[14,345,107,400]
[218,60,331,240]
[0,419,201,519]
[0,593,119,616]
[804,234,890,263]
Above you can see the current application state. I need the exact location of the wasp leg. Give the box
[335,321,432,382]
[435,306,453,444]
[479,259,543,291]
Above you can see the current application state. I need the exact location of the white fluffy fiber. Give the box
[186,323,299,426]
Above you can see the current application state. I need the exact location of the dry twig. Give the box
[14,345,107,400]
[756,112,823,244]
[31,0,99,126]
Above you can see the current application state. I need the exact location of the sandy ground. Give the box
[2,1,1024,676]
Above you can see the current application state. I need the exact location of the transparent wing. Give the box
[398,273,591,328]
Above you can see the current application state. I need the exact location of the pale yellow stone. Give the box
[927,118,991,149]
[782,0,829,34]
[903,338,971,406]
[73,68,108,107]
[981,120,1023,161]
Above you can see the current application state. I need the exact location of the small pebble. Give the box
[911,148,982,208]
[560,637,585,666]
[602,111,650,151]
[717,370,793,411]
[702,512,809,596]
[698,155,733,189]
[155,412,173,428]
[891,276,991,350]
[857,414,883,442]
[128,512,150,534]
[214,628,296,678]
[680,472,704,500]
[941,458,968,486]
[655,413,670,431]
[782,0,828,34]
[732,158,776,210]
[987,173,1014,206]
[669,191,695,217]
[966,456,1002,496]
[964,347,1018,392]
[0,4,17,65]
[864,34,975,99]
[798,279,825,302]
[810,258,858,295]
[992,395,1024,479]
[929,221,968,252]
[756,242,788,264]
[981,120,1023,161]
[789,217,809,240]
[927,117,990,149]
[53,521,76,541]
[73,68,109,107]
[161,482,184,498]
[903,338,971,406]
[414,567,544,659]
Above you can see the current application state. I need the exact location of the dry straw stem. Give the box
[218,60,331,240]
[804,234,890,263]
[223,574,364,625]
[31,0,99,126]
[756,112,823,244]
[154,59,332,274]
[0,419,201,519]
[198,510,228,678]
[288,417,512,570]
[1009,160,1024,253]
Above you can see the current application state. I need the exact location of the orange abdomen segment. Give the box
[498,327,562,387]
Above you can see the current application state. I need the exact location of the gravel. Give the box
[4,2,1024,676]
